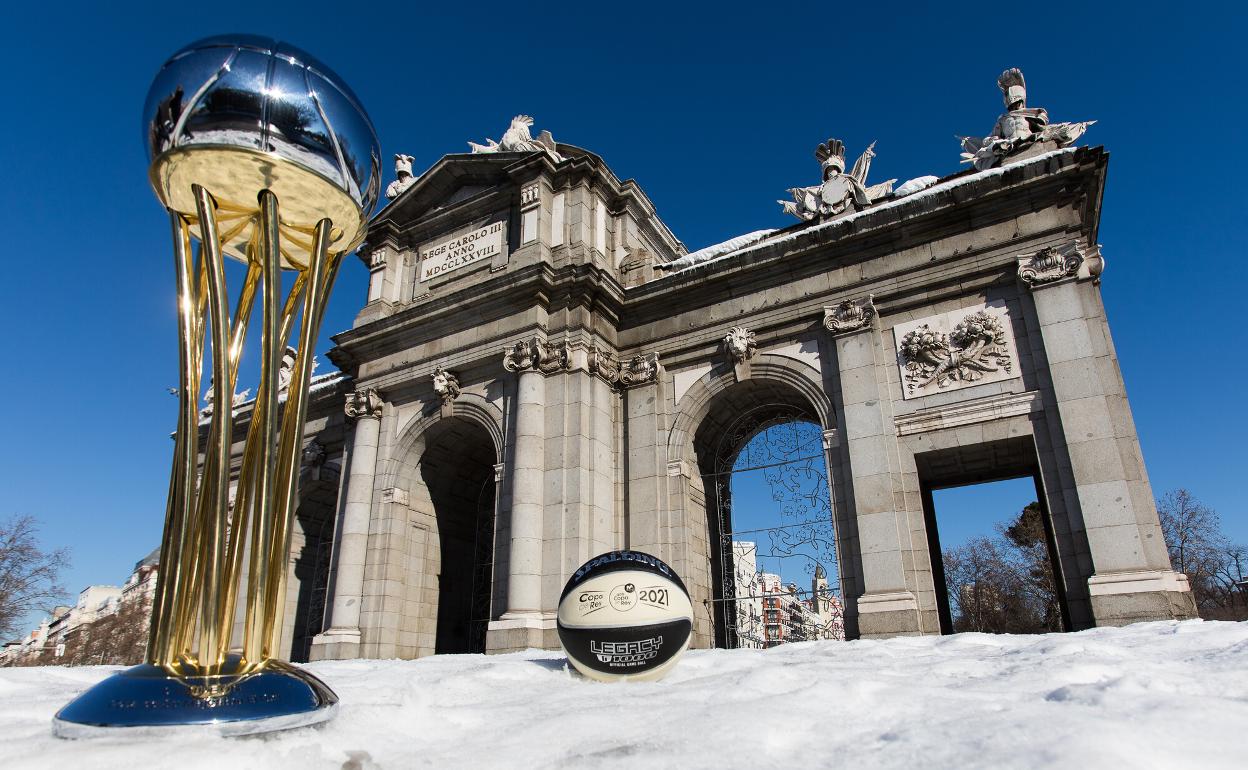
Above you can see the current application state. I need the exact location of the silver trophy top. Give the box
[143,35,381,260]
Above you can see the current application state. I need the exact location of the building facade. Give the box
[216,85,1196,662]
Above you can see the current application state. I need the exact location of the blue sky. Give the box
[1,1,1243,633]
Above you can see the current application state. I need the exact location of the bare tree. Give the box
[1158,490,1247,618]
[84,594,152,665]
[943,503,1062,634]
[0,515,70,638]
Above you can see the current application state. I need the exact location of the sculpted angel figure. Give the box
[959,68,1095,171]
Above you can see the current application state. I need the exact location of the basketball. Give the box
[556,550,694,682]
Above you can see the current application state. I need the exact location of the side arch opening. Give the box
[686,376,845,648]
[417,416,499,654]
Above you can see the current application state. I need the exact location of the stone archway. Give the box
[665,356,853,647]
[416,417,499,654]
[375,396,506,658]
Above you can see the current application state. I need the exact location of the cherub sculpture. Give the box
[779,139,895,221]
[959,68,1095,171]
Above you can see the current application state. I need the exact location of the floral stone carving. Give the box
[894,305,1017,398]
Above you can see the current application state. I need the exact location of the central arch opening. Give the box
[418,417,497,654]
[692,379,843,648]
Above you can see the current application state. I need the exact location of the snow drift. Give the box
[2,620,1246,769]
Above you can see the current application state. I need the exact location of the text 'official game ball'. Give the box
[557,550,694,682]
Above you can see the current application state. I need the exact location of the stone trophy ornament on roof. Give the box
[385,153,418,199]
[959,68,1095,171]
[469,114,563,162]
[780,139,895,221]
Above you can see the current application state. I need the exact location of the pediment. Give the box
[369,152,540,237]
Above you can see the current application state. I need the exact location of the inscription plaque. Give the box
[420,221,506,281]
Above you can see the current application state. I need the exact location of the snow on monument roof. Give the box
[659,147,1080,278]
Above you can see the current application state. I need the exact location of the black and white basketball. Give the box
[557,550,694,682]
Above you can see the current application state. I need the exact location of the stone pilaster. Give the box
[309,387,383,661]
[621,354,686,580]
[488,340,557,651]
[830,299,922,637]
[1024,256,1196,625]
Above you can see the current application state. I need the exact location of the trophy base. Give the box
[52,656,338,738]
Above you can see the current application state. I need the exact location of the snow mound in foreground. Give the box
[2,621,1246,769]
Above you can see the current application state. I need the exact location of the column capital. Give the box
[502,337,569,375]
[1017,241,1104,288]
[619,352,660,388]
[823,294,876,335]
[344,387,383,421]
[588,345,622,385]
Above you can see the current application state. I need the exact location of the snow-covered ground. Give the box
[3,620,1246,769]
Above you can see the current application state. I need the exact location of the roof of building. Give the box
[134,546,160,570]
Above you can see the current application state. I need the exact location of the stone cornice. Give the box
[628,146,1106,312]
[329,261,626,373]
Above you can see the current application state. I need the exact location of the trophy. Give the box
[53,35,380,736]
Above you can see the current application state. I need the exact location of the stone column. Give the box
[1020,245,1196,624]
[309,387,383,660]
[488,339,559,651]
[508,367,545,614]
[826,297,922,637]
[620,354,668,560]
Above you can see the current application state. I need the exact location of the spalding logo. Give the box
[591,636,663,666]
[572,551,671,582]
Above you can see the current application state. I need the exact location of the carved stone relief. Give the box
[724,326,757,364]
[1017,242,1084,287]
[959,68,1095,171]
[534,338,570,374]
[302,440,327,480]
[502,338,569,375]
[468,115,563,163]
[432,366,460,417]
[588,345,621,385]
[893,303,1019,399]
[619,352,660,388]
[344,387,384,420]
[502,339,536,373]
[384,153,417,199]
[823,294,876,335]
